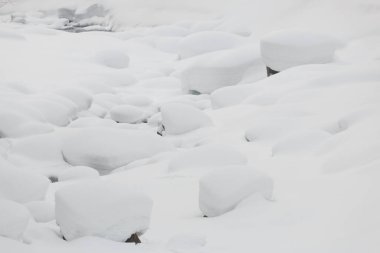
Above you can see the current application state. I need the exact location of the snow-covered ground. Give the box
[1,0,380,252]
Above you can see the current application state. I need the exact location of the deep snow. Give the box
[0,0,380,253]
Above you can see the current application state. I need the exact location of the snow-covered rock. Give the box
[178,46,262,94]
[55,88,92,111]
[58,166,100,181]
[168,145,247,172]
[25,201,55,223]
[0,199,30,240]
[179,31,244,58]
[0,159,50,203]
[94,50,129,69]
[61,128,174,174]
[55,180,153,242]
[199,166,274,217]
[260,30,341,72]
[110,105,148,123]
[160,102,212,135]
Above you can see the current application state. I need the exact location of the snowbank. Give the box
[0,199,30,240]
[260,30,341,72]
[55,180,153,242]
[61,128,174,174]
[160,102,212,135]
[199,166,273,217]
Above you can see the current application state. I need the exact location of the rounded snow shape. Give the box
[179,46,260,94]
[95,50,129,69]
[14,122,54,137]
[58,166,100,182]
[199,166,274,217]
[55,180,153,242]
[0,160,50,203]
[160,103,212,135]
[26,99,74,126]
[25,201,55,223]
[55,88,92,111]
[61,128,174,174]
[0,110,33,138]
[168,145,247,172]
[68,117,117,128]
[179,31,243,58]
[260,30,340,72]
[0,199,30,240]
[122,95,153,107]
[110,105,147,124]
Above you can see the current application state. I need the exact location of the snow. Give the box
[25,201,55,223]
[199,166,274,217]
[177,45,263,93]
[55,180,153,242]
[260,30,341,71]
[0,0,379,252]
[110,105,148,123]
[0,199,30,240]
[61,128,174,174]
[0,158,50,203]
[58,166,100,181]
[168,145,247,173]
[160,102,212,135]
[178,31,244,58]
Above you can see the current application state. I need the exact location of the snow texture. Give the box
[0,199,30,240]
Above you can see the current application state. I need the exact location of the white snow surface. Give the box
[0,199,30,240]
[0,1,379,252]
[55,180,153,242]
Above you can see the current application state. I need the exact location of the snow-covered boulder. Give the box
[94,50,129,69]
[61,128,174,174]
[199,166,273,217]
[55,180,153,242]
[0,159,50,203]
[58,166,100,181]
[110,105,148,123]
[55,88,92,111]
[178,46,261,94]
[179,31,244,58]
[260,30,340,72]
[168,145,247,172]
[25,201,55,223]
[0,199,30,240]
[160,103,212,135]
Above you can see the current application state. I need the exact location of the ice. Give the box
[199,166,274,217]
[0,158,50,203]
[260,30,341,72]
[179,31,244,58]
[61,128,174,174]
[160,102,212,135]
[25,201,55,223]
[55,180,153,242]
[177,45,262,93]
[110,105,148,124]
[0,199,30,240]
[168,145,247,173]
[58,166,100,181]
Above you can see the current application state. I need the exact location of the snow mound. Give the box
[94,50,129,69]
[68,118,117,128]
[178,46,261,93]
[61,128,174,174]
[122,95,154,107]
[179,31,243,58]
[0,159,50,203]
[25,201,55,223]
[168,145,247,172]
[58,166,100,181]
[0,110,37,138]
[55,180,153,242]
[260,30,341,71]
[160,102,212,135]
[110,105,148,123]
[199,166,273,217]
[0,199,30,240]
[54,88,92,111]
